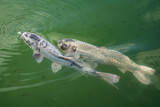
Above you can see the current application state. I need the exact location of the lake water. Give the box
[0,0,160,107]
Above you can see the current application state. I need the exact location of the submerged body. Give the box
[20,32,120,87]
[57,38,155,85]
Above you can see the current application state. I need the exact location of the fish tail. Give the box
[133,65,155,85]
[82,67,120,88]
[96,72,120,89]
[139,65,155,75]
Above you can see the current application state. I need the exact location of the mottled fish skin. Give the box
[58,38,136,69]
[20,32,120,88]
[57,38,155,85]
[21,32,82,69]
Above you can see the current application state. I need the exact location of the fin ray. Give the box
[132,65,155,85]
[133,71,151,85]
[51,62,62,73]
[96,72,120,89]
[33,51,43,63]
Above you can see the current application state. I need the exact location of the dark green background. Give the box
[0,0,160,107]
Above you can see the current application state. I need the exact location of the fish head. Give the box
[21,32,42,51]
[57,38,77,53]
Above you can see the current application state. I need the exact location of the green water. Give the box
[0,0,160,107]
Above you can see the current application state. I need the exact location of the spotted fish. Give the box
[20,32,120,88]
[57,38,155,85]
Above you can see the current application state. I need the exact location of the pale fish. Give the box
[57,38,155,85]
[19,32,120,88]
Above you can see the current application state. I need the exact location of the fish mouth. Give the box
[57,40,62,44]
[22,38,31,46]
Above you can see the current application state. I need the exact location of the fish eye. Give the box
[72,46,77,52]
[26,40,30,44]
[61,44,68,50]
[24,34,28,37]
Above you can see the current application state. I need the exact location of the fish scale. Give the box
[57,38,155,85]
[20,32,120,88]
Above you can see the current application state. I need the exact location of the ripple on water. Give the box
[0,71,82,92]
[0,1,83,92]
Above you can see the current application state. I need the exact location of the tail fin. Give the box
[139,65,155,75]
[133,65,155,85]
[96,72,120,88]
[81,67,120,88]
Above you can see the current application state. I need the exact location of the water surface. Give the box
[0,0,160,107]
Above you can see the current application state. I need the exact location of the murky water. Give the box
[0,0,160,107]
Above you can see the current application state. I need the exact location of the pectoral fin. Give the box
[51,62,62,73]
[33,51,43,63]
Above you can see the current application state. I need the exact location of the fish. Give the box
[57,38,155,85]
[20,32,120,88]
